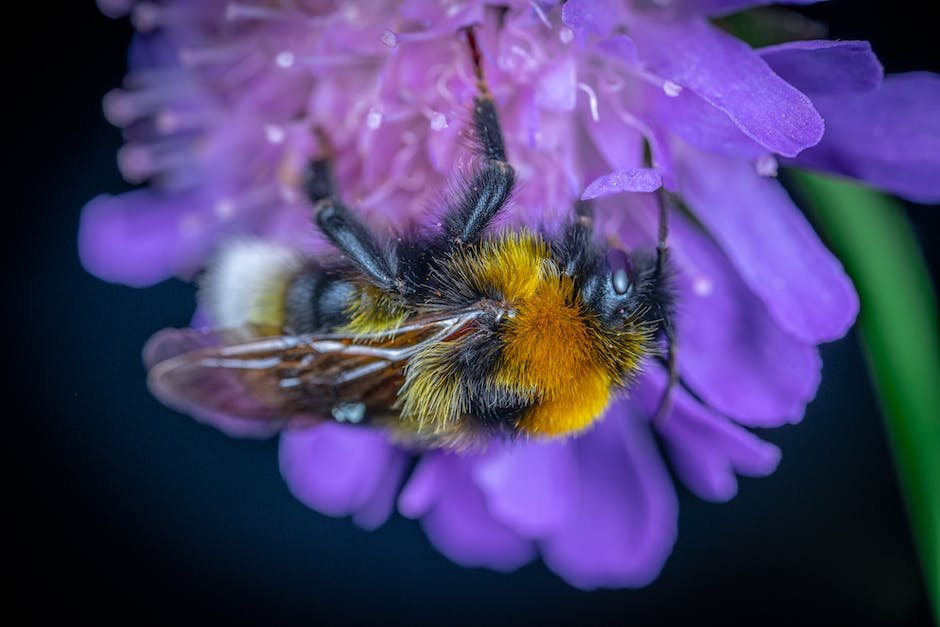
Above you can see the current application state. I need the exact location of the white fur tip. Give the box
[200,240,303,329]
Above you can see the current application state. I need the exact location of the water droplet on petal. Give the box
[264,124,286,144]
[663,80,682,97]
[559,27,574,44]
[276,51,295,68]
[366,109,383,130]
[429,112,448,131]
[755,155,778,177]
[693,277,713,297]
[381,30,399,49]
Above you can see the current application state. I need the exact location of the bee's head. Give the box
[581,247,671,332]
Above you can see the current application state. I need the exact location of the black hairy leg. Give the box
[443,28,516,246]
[303,128,403,294]
[304,127,337,203]
[652,188,678,428]
[314,200,401,293]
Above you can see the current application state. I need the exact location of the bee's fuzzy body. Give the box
[149,29,673,448]
[204,225,666,444]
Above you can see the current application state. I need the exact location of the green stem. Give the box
[791,170,940,619]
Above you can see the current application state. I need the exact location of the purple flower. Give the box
[81,0,940,589]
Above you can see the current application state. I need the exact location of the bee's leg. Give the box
[304,128,402,293]
[444,29,515,245]
[653,189,678,429]
[314,200,400,292]
[652,325,678,429]
[304,127,337,204]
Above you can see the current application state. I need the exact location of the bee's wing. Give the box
[144,310,483,429]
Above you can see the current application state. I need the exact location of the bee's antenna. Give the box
[653,188,678,429]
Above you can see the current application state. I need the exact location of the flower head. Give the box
[81,0,940,589]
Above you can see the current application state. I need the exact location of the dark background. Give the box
[10,1,938,625]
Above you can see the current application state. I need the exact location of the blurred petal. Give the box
[79,191,215,286]
[352,449,409,530]
[401,453,536,571]
[562,0,627,36]
[636,371,782,502]
[759,40,882,95]
[536,56,577,111]
[474,440,579,538]
[676,144,859,344]
[790,72,940,203]
[630,16,824,157]
[540,404,677,589]
[279,425,406,528]
[582,168,662,199]
[669,209,823,425]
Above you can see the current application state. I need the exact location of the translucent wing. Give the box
[144,310,483,432]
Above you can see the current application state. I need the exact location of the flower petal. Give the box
[78,191,216,286]
[400,453,536,572]
[561,0,627,37]
[635,371,782,502]
[790,72,940,204]
[582,168,662,199]
[279,425,406,528]
[670,209,823,425]
[675,144,859,344]
[474,440,579,538]
[630,16,824,157]
[535,56,577,111]
[583,94,645,172]
[540,404,677,589]
[759,40,883,95]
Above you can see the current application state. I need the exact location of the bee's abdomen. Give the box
[455,330,532,432]
[284,269,356,334]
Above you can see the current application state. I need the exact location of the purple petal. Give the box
[279,425,406,529]
[642,0,823,17]
[759,40,882,95]
[676,144,859,344]
[635,371,781,502]
[583,96,644,172]
[535,56,577,111]
[473,440,579,538]
[561,0,627,36]
[400,453,536,571]
[672,210,822,424]
[78,191,216,286]
[598,34,639,65]
[397,452,443,519]
[790,72,940,203]
[635,79,768,159]
[540,404,677,589]
[630,16,824,157]
[582,168,662,199]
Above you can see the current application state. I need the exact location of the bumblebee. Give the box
[146,31,675,448]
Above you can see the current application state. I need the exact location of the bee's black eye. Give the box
[607,249,632,295]
[612,268,629,295]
